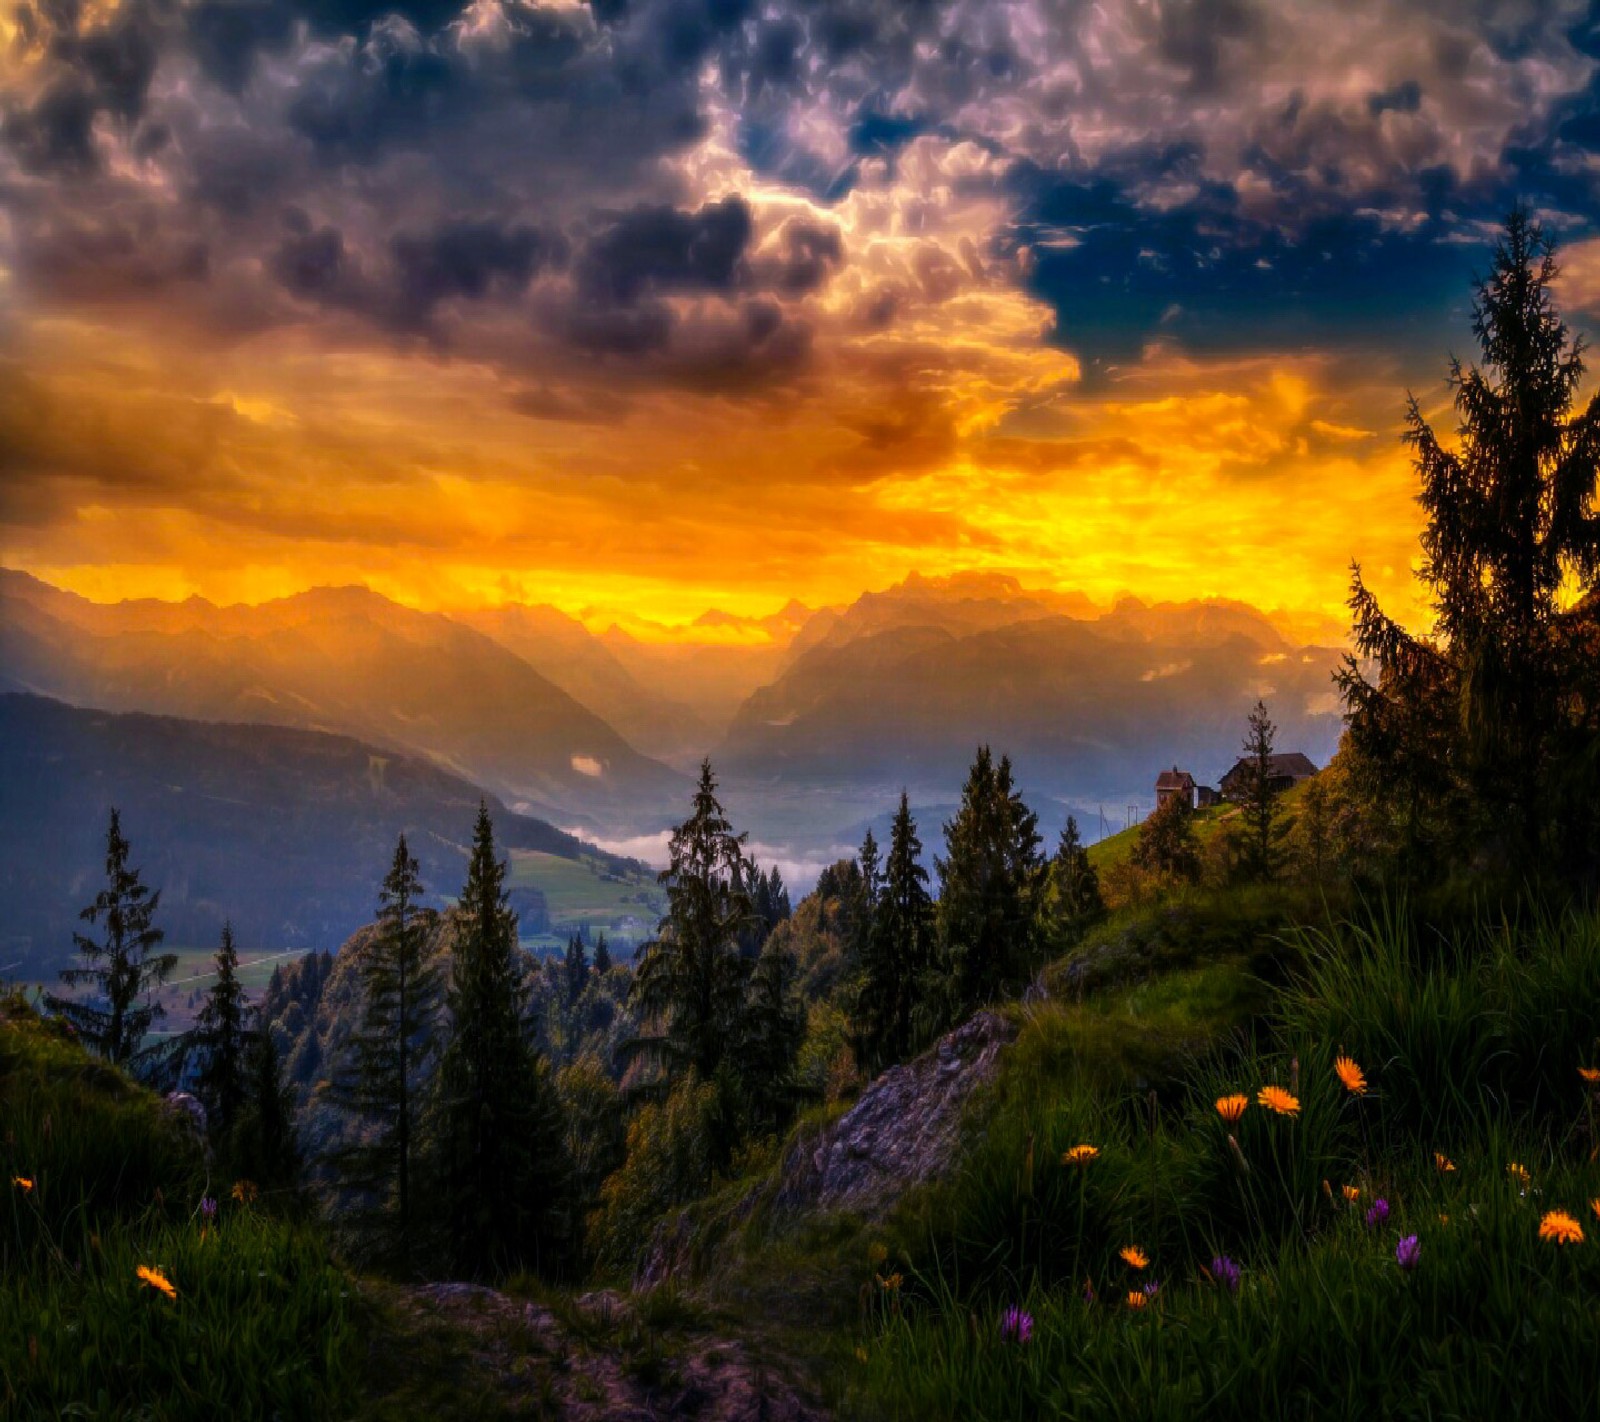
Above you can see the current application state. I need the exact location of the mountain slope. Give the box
[451,602,711,767]
[0,572,683,829]
[718,607,1344,807]
[0,692,646,974]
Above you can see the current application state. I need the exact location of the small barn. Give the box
[1219,752,1318,802]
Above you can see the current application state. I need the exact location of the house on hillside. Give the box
[1196,784,1221,808]
[1219,752,1318,802]
[1155,766,1196,810]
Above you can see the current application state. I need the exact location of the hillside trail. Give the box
[361,1278,828,1421]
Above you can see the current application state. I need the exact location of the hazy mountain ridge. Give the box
[0,571,684,831]
[0,692,645,974]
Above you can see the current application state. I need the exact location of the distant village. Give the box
[1154,751,1319,812]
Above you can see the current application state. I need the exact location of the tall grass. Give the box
[0,994,361,1420]
[848,904,1600,1420]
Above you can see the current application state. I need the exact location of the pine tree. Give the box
[1046,816,1104,949]
[337,834,441,1264]
[628,761,754,1084]
[195,921,249,1138]
[1231,700,1287,882]
[563,932,590,1008]
[1340,210,1600,879]
[46,808,177,1066]
[858,828,882,910]
[593,933,613,976]
[437,802,572,1279]
[232,1015,300,1191]
[855,793,935,1070]
[935,748,1047,1015]
[737,941,806,1134]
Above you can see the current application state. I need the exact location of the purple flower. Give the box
[1395,1234,1421,1272]
[1364,1198,1390,1229]
[1210,1255,1241,1294]
[1142,1280,1160,1299]
[199,1196,218,1221]
[1082,1278,1097,1306]
[1000,1306,1033,1344]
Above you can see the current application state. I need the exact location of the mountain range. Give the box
[0,692,646,977]
[1,565,1351,883]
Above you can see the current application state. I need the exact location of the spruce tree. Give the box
[859,828,882,910]
[195,921,249,1138]
[46,808,177,1066]
[1340,209,1600,879]
[737,941,806,1134]
[593,934,613,976]
[1046,816,1104,949]
[232,1016,300,1191]
[855,793,935,1070]
[935,748,1047,1015]
[1232,700,1287,881]
[338,834,441,1264]
[437,803,572,1279]
[563,932,590,1008]
[628,761,754,1083]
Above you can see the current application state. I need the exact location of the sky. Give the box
[2,0,1599,633]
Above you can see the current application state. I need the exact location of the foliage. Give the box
[935,747,1049,1020]
[1228,700,1289,882]
[1130,792,1202,884]
[435,802,575,1280]
[193,921,249,1138]
[855,792,937,1072]
[1043,815,1105,952]
[1339,209,1600,884]
[333,834,443,1267]
[44,807,177,1067]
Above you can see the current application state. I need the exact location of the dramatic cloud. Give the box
[1,0,1597,626]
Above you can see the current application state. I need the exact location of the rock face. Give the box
[396,1281,824,1421]
[773,1009,1017,1219]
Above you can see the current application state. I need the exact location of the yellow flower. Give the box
[1119,1246,1149,1271]
[1257,1085,1300,1117]
[1215,1094,1248,1124]
[1507,1162,1531,1189]
[231,1180,259,1206]
[1125,1290,1148,1310]
[1438,1213,1451,1225]
[1434,1152,1456,1173]
[1579,1067,1600,1084]
[854,1346,869,1364]
[1539,1210,1585,1246]
[1591,1199,1600,1223]
[1335,1056,1367,1096]
[1342,1184,1361,1203]
[876,1273,903,1292]
[868,1242,888,1266]
[136,1265,177,1300]
[12,1176,32,1193]
[1062,1144,1099,1166]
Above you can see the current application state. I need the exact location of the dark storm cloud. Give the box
[577,195,753,304]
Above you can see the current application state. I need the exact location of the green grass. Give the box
[0,993,362,1420]
[507,850,663,950]
[830,903,1600,1420]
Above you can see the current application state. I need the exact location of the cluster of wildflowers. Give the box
[1000,1306,1033,1344]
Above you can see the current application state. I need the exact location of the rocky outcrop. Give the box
[393,1280,824,1421]
[773,1009,1017,1219]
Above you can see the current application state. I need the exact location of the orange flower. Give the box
[1257,1085,1300,1117]
[1341,1184,1361,1203]
[1434,1152,1456,1173]
[12,1177,32,1193]
[231,1180,259,1206]
[1579,1067,1600,1084]
[1126,1290,1148,1310]
[1590,1199,1600,1223]
[1539,1210,1585,1246]
[1062,1144,1100,1166]
[1507,1162,1531,1190]
[1335,1056,1367,1096]
[1215,1094,1248,1124]
[136,1265,177,1300]
[1119,1246,1149,1270]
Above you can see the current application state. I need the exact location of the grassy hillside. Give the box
[508,849,664,955]
[0,993,361,1419]
[641,893,1600,1420]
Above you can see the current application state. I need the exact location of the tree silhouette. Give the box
[1339,210,1600,878]
[195,921,249,1138]
[46,808,176,1066]
[854,792,935,1070]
